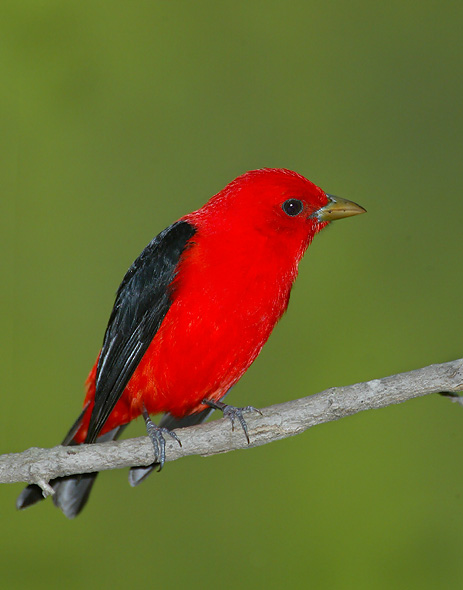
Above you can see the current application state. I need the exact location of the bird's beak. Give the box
[312,194,366,222]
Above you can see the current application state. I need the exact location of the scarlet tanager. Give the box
[17,168,365,518]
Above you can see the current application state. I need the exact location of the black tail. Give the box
[17,406,214,516]
[16,405,127,519]
[50,426,126,518]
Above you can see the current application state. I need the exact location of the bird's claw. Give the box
[202,400,262,444]
[143,408,182,471]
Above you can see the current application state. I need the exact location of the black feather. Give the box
[85,220,196,443]
[16,421,127,518]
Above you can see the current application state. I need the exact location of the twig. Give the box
[1,359,462,486]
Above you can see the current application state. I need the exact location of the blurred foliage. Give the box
[2,1,463,589]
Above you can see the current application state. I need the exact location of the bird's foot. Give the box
[142,407,182,471]
[202,399,262,444]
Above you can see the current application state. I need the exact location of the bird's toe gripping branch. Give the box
[202,399,262,444]
[142,406,182,470]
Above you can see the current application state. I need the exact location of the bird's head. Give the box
[188,168,365,261]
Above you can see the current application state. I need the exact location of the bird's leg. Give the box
[202,399,262,444]
[142,405,182,471]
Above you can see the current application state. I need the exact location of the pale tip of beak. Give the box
[314,194,366,222]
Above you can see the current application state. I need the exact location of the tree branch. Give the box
[2,359,462,489]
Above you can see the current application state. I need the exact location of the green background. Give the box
[2,2,462,589]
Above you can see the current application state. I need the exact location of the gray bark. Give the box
[2,359,462,494]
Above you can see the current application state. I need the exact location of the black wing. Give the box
[85,220,197,443]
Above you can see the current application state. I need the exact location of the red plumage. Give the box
[75,169,331,442]
[17,168,364,517]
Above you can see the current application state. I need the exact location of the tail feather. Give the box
[16,483,46,510]
[50,426,127,518]
[51,472,98,518]
[17,403,218,515]
[16,407,127,518]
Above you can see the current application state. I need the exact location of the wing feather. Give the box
[85,220,196,443]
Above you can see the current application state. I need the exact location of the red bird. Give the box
[17,168,365,517]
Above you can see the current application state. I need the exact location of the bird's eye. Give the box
[282,198,304,217]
